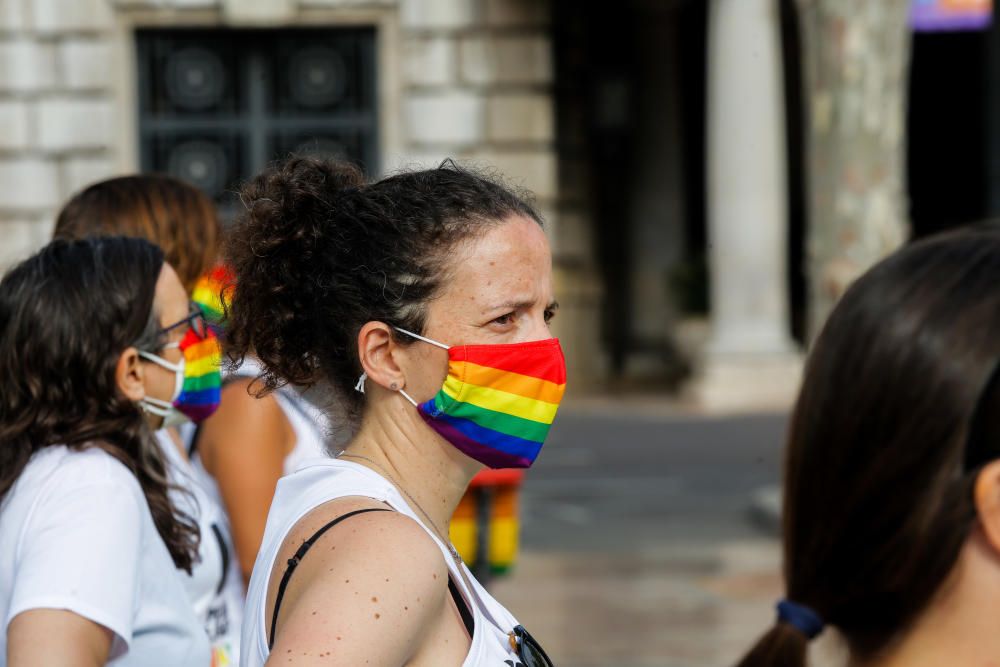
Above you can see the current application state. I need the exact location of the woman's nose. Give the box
[524,312,553,342]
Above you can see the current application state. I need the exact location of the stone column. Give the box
[698,0,801,410]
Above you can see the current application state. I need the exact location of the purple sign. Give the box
[912,0,992,31]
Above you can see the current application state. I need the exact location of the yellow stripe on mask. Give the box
[454,361,566,405]
[441,375,559,424]
[185,354,221,378]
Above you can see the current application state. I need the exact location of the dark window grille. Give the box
[137,28,378,216]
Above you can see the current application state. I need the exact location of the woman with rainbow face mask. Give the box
[227,157,562,667]
[0,237,210,666]
[53,174,331,666]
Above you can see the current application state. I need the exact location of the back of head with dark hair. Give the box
[223,156,542,421]
[737,225,1000,666]
[53,174,221,292]
[0,237,200,572]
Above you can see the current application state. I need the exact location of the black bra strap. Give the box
[268,508,390,649]
[448,575,476,637]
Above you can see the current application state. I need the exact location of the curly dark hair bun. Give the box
[224,156,541,420]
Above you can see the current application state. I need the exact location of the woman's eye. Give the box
[544,308,556,324]
[492,313,514,326]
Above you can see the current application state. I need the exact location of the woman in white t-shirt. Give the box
[0,237,210,666]
[226,158,562,666]
[55,174,331,585]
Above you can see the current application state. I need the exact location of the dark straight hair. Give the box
[53,174,221,293]
[737,225,1000,666]
[0,237,200,573]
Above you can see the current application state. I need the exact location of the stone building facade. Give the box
[1,0,863,409]
[0,0,556,259]
[0,0,614,395]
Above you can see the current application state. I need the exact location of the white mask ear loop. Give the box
[356,328,444,406]
[353,372,418,407]
[137,345,185,405]
[397,388,419,407]
[393,327,450,350]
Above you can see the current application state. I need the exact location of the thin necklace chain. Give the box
[338,452,463,564]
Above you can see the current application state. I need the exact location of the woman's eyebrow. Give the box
[485,299,560,312]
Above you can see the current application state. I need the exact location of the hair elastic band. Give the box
[776,599,824,640]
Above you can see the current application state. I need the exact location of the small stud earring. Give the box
[390,382,398,390]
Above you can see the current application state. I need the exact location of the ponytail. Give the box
[735,623,808,667]
[733,229,1000,666]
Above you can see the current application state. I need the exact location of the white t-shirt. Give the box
[0,445,211,666]
[156,430,244,667]
[241,458,529,667]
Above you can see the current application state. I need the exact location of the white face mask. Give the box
[137,342,187,427]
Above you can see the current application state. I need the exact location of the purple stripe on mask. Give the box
[418,409,532,469]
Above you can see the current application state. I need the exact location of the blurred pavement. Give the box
[490,402,842,667]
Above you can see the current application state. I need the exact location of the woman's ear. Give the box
[974,460,1000,553]
[116,347,146,402]
[357,322,406,392]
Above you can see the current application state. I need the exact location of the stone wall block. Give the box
[459,35,552,85]
[172,0,221,7]
[59,40,114,90]
[486,92,552,142]
[0,100,29,150]
[402,36,455,86]
[0,159,60,210]
[0,41,56,92]
[37,99,114,152]
[63,155,117,197]
[0,0,25,32]
[299,0,398,5]
[473,149,555,199]
[404,91,483,145]
[32,0,114,33]
[222,0,294,22]
[401,0,475,30]
[0,219,53,269]
[484,0,548,27]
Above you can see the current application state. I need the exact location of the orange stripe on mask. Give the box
[454,360,566,405]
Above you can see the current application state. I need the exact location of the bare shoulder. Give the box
[266,497,450,665]
[211,378,285,427]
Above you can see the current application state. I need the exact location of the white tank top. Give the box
[181,358,330,513]
[156,431,244,666]
[240,458,527,667]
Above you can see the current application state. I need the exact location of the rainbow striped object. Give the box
[174,325,223,423]
[191,265,233,326]
[418,338,566,469]
[450,473,524,575]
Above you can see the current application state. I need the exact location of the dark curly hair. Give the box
[224,156,542,420]
[0,237,200,573]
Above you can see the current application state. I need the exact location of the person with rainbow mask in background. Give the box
[0,237,211,666]
[53,174,324,666]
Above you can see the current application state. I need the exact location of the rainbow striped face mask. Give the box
[138,308,222,427]
[393,327,567,469]
[173,325,223,423]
